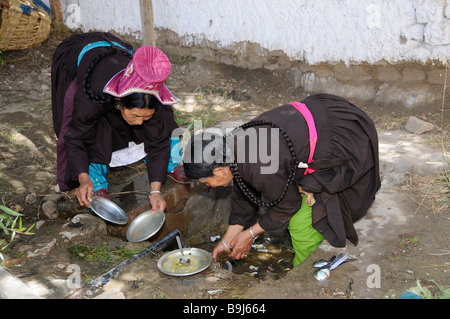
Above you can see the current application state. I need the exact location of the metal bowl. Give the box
[89,196,128,225]
[157,248,212,277]
[126,209,165,242]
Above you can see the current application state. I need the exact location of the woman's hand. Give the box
[212,224,244,262]
[212,240,232,262]
[229,223,265,260]
[149,192,166,212]
[76,173,94,207]
[149,182,166,213]
[229,231,254,260]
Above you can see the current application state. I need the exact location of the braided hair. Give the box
[227,120,299,207]
[82,35,133,104]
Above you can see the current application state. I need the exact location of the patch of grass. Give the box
[174,90,231,133]
[400,236,419,246]
[67,243,145,263]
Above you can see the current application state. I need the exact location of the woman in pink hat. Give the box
[51,32,187,212]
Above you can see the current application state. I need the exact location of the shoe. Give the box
[167,165,190,184]
[93,188,112,200]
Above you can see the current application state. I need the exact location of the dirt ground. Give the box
[0,31,449,301]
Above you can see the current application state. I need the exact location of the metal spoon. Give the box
[313,255,336,268]
[176,236,190,265]
[313,254,356,281]
[313,267,330,281]
[313,255,336,281]
[329,253,348,270]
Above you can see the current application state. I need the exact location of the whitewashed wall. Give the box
[57,0,449,65]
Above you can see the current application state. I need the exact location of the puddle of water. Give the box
[228,236,294,280]
[107,166,296,281]
[200,234,295,280]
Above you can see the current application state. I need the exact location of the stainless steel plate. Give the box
[157,248,212,276]
[126,210,165,242]
[89,196,128,225]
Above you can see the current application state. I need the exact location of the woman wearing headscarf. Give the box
[183,93,380,266]
[51,32,187,212]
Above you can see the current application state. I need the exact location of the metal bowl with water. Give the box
[126,209,165,242]
[157,248,212,276]
[89,196,128,225]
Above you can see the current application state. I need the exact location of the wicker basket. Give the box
[0,0,51,51]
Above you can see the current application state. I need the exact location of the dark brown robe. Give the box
[51,32,178,191]
[229,94,381,247]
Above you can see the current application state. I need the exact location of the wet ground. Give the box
[0,32,449,301]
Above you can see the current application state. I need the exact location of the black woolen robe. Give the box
[228,93,381,247]
[51,32,179,190]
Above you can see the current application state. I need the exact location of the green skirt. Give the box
[288,194,324,266]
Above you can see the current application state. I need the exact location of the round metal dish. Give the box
[126,210,165,242]
[89,196,128,225]
[157,248,212,277]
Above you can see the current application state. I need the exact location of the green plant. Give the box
[400,236,419,246]
[407,279,450,299]
[0,205,35,262]
[67,243,145,263]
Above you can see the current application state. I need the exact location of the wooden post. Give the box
[50,0,63,22]
[139,0,155,47]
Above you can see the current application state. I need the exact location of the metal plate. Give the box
[157,248,212,276]
[126,210,165,242]
[89,196,128,225]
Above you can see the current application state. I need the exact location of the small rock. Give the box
[42,201,59,219]
[26,239,57,258]
[25,193,38,205]
[11,204,23,213]
[35,220,45,229]
[405,116,434,134]
[42,193,63,203]
[60,214,107,241]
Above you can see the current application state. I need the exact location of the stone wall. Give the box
[57,0,449,114]
[158,29,448,117]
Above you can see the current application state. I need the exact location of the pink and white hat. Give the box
[103,46,178,105]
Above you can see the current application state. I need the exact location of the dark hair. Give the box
[117,93,161,110]
[183,120,350,207]
[183,132,230,180]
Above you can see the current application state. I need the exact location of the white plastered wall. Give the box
[55,0,449,65]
